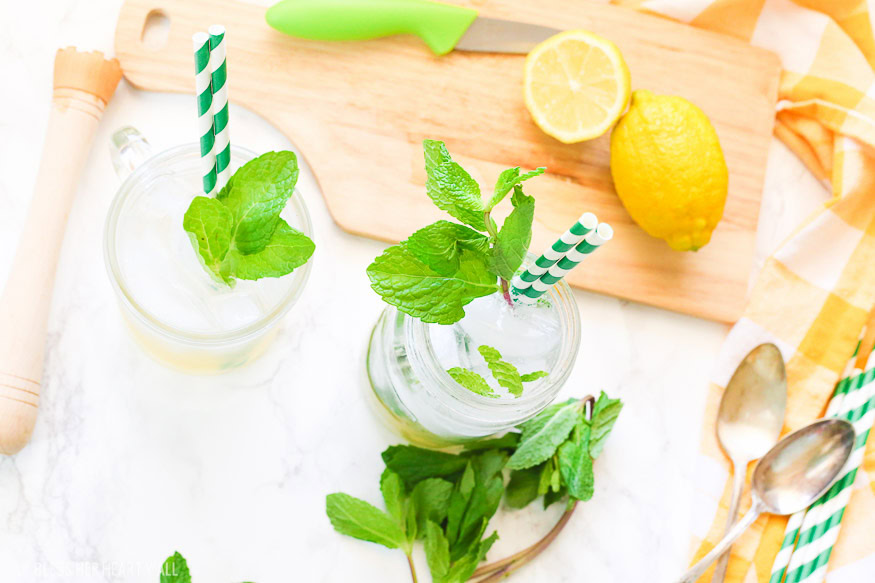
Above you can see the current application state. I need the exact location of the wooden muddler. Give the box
[0,48,122,454]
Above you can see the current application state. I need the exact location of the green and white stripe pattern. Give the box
[513,212,598,291]
[193,32,216,195]
[513,220,612,304]
[208,24,231,192]
[769,344,875,583]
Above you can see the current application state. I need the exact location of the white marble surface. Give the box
[0,1,831,581]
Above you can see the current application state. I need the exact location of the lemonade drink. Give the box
[104,137,312,372]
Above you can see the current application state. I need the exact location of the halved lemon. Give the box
[524,30,631,144]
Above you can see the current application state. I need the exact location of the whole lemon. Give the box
[610,90,728,251]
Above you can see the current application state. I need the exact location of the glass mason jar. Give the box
[366,275,581,447]
[103,127,313,373]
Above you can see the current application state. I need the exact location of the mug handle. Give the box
[109,126,153,181]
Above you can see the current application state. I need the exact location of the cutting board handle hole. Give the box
[141,9,170,51]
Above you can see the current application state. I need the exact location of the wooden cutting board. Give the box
[115,0,780,323]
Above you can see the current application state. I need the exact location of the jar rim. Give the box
[103,143,313,345]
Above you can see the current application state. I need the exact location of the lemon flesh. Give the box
[610,90,728,251]
[524,30,631,144]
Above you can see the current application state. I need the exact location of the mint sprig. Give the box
[326,393,622,582]
[367,141,545,324]
[183,151,314,285]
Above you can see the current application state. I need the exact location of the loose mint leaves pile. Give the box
[366,140,545,325]
[183,151,315,285]
[326,392,622,583]
[448,344,548,399]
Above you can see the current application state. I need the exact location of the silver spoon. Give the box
[712,343,787,582]
[676,418,855,583]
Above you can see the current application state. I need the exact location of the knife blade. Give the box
[265,0,561,56]
[454,17,560,54]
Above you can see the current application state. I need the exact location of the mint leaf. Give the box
[449,454,504,560]
[478,345,524,398]
[220,151,299,254]
[325,493,405,549]
[505,465,542,509]
[478,531,499,562]
[382,446,468,487]
[160,552,191,583]
[403,489,418,547]
[367,243,497,325]
[228,219,314,280]
[520,370,549,383]
[445,463,475,548]
[423,140,486,231]
[518,399,574,437]
[405,221,490,276]
[447,367,497,398]
[446,529,498,583]
[507,402,580,470]
[488,186,535,280]
[590,391,623,459]
[412,478,454,536]
[457,476,502,551]
[380,469,405,524]
[558,422,594,501]
[537,456,561,495]
[463,433,519,452]
[487,166,545,211]
[182,197,234,284]
[425,521,451,583]
[543,484,568,509]
[472,449,508,483]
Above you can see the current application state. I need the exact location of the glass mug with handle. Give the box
[104,127,313,373]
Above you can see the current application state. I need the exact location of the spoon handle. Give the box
[675,507,761,583]
[711,466,746,582]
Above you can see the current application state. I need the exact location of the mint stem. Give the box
[406,553,418,583]
[484,210,514,308]
[500,279,513,307]
[470,501,578,582]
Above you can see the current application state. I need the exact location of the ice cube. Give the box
[457,294,561,362]
[205,290,263,330]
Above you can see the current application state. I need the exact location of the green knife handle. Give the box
[265,0,478,56]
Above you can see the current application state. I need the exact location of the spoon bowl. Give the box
[754,418,856,514]
[717,343,787,460]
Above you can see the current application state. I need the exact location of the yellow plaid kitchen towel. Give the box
[610,0,875,581]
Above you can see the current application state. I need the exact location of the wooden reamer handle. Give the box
[0,48,121,454]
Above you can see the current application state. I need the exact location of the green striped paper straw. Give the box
[513,212,598,293]
[769,343,874,583]
[514,222,613,304]
[768,353,857,583]
[209,24,231,192]
[796,390,874,583]
[784,370,874,583]
[193,32,216,195]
